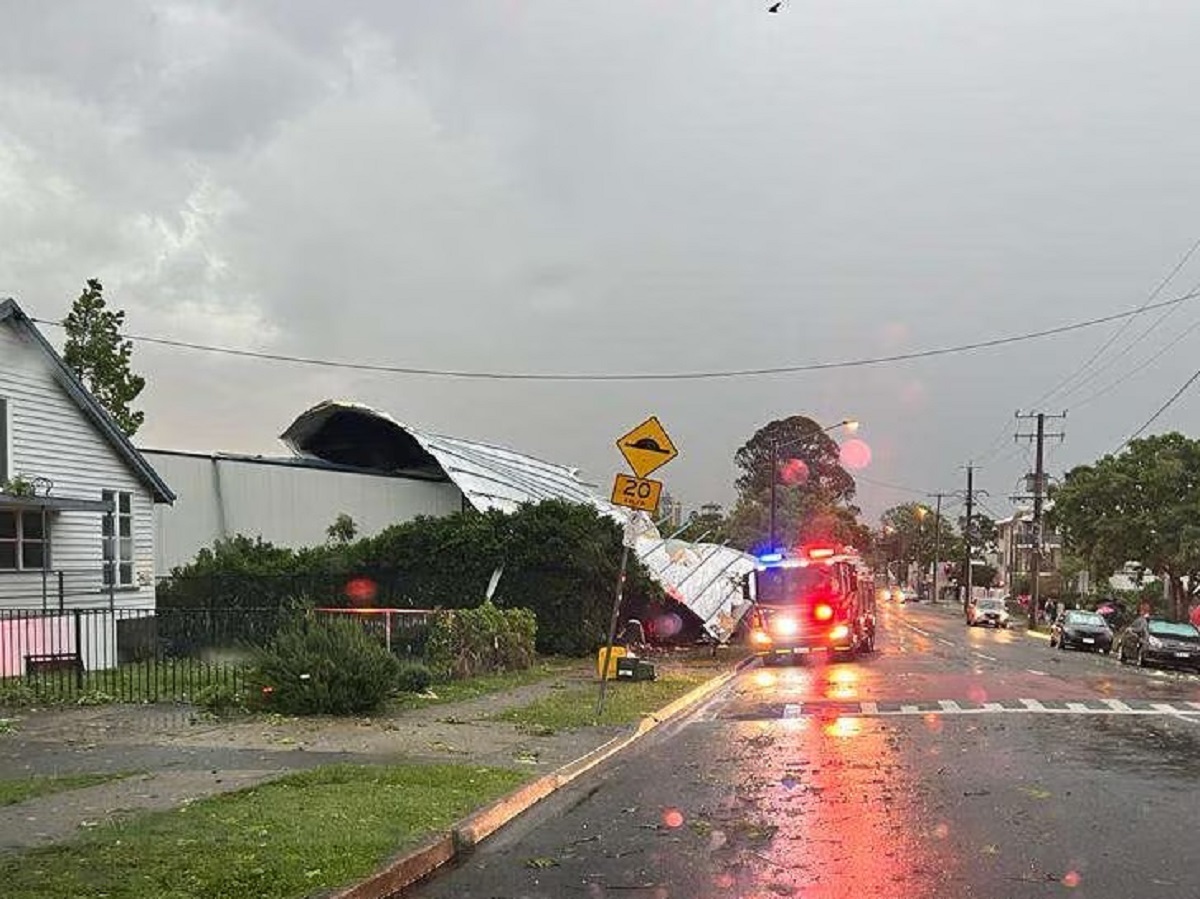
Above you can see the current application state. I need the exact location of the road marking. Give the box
[973,652,998,662]
[936,638,956,647]
[1026,669,1049,676]
[725,698,1200,721]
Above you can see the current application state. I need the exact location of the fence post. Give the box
[58,571,65,612]
[73,609,84,690]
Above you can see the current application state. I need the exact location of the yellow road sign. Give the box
[611,473,663,513]
[616,416,678,478]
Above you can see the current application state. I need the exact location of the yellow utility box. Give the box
[596,645,628,679]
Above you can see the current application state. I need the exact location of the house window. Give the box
[102,490,134,587]
[0,510,48,571]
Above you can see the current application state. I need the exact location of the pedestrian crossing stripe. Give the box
[722,698,1200,720]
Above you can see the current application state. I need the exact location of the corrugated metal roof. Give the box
[281,401,755,640]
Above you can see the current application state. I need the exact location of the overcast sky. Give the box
[4,0,1200,523]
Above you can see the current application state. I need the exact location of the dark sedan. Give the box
[1050,610,1113,652]
[1115,617,1200,671]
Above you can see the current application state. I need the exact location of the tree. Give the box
[1051,432,1200,620]
[685,502,731,544]
[960,513,998,557]
[62,279,145,436]
[878,503,960,583]
[729,415,858,550]
[326,513,358,544]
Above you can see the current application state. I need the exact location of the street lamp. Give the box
[768,419,859,552]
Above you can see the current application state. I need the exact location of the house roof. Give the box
[0,299,174,503]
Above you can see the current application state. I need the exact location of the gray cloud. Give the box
[3,0,1200,522]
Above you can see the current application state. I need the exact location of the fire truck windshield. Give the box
[755,565,834,606]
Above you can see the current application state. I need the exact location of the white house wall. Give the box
[143,451,463,572]
[0,326,156,610]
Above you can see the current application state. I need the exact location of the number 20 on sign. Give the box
[611,472,663,513]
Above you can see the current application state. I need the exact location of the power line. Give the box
[1028,235,1200,409]
[1118,366,1200,451]
[1071,312,1200,410]
[28,288,1200,383]
[854,473,930,496]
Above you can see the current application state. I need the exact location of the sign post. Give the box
[598,417,679,717]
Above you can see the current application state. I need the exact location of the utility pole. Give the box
[1015,411,1067,630]
[964,465,974,613]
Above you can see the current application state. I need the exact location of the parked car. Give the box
[1050,610,1113,653]
[1115,617,1200,671]
[967,597,1010,628]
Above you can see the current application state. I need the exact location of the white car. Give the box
[968,598,1010,628]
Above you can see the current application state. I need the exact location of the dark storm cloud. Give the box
[3,0,1200,518]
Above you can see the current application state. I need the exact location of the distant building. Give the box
[995,507,1063,594]
[657,491,683,529]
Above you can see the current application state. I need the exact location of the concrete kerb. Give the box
[331,657,751,899]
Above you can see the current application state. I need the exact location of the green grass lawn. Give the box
[0,763,526,899]
[390,657,587,712]
[0,771,136,807]
[493,670,711,731]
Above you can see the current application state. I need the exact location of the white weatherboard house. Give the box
[0,299,174,629]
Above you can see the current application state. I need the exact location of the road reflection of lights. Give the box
[823,716,863,739]
[754,670,778,689]
[932,823,950,839]
[924,713,944,733]
[967,684,989,704]
[1063,870,1082,888]
[826,667,860,700]
[661,807,684,828]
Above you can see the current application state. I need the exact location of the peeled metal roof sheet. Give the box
[281,401,754,640]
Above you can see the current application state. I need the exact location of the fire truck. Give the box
[742,543,877,663]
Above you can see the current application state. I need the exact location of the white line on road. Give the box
[938,700,963,712]
[1102,698,1133,712]
[1188,702,1200,711]
[1151,703,1179,713]
[937,638,956,647]
[982,702,1005,712]
[900,704,920,713]
[782,704,802,718]
[1019,698,1046,711]
[861,701,879,715]
[1067,702,1090,713]
[973,652,998,662]
[1026,669,1049,676]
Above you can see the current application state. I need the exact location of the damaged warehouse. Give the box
[143,401,755,642]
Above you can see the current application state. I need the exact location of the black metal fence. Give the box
[0,606,290,705]
[0,603,438,706]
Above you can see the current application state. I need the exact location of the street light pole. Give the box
[768,418,858,553]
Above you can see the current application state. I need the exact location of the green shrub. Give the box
[248,617,400,715]
[193,682,246,715]
[426,602,537,680]
[0,681,40,708]
[396,662,433,694]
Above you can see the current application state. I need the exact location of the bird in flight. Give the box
[768,1,784,12]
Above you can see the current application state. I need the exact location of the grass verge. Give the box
[390,657,586,711]
[0,763,526,899]
[0,771,136,807]
[493,670,711,731]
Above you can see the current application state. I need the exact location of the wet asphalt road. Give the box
[408,601,1200,898]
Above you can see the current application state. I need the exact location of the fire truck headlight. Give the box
[773,616,798,636]
[751,629,773,646]
[830,624,851,642]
